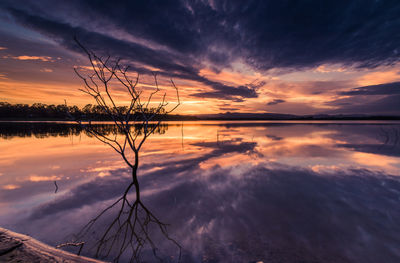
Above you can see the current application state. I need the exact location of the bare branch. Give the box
[70,38,181,262]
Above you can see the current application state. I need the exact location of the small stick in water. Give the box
[54,181,58,193]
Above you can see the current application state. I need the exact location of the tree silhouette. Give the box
[65,38,181,262]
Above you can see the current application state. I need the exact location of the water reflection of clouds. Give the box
[1,122,400,262]
[19,161,400,262]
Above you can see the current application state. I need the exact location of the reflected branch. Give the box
[63,38,181,262]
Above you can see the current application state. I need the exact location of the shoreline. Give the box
[0,227,105,262]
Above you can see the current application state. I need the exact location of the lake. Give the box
[0,121,400,263]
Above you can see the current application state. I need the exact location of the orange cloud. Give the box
[314,65,346,73]
[29,174,61,182]
[2,55,55,62]
[199,67,263,86]
[2,184,20,190]
[357,69,400,86]
[40,68,53,72]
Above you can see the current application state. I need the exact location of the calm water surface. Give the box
[0,121,400,262]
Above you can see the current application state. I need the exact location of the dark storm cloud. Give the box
[328,94,400,115]
[267,99,285,106]
[192,80,265,100]
[47,0,400,69]
[326,81,400,115]
[340,82,400,95]
[192,85,257,100]
[2,0,400,101]
[5,7,197,75]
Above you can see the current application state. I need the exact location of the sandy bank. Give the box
[0,227,105,262]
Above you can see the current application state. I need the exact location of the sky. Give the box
[0,0,400,115]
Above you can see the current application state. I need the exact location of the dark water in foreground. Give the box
[0,121,400,262]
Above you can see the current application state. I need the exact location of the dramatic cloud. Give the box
[340,82,400,96]
[1,0,400,113]
[326,81,400,115]
[1,5,261,101]
[34,0,400,70]
[332,94,400,115]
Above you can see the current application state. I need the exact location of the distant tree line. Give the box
[0,102,197,121]
[0,122,168,140]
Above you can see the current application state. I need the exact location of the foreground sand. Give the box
[0,227,105,262]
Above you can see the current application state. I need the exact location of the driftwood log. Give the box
[0,227,105,263]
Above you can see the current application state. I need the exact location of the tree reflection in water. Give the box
[74,167,181,262]
[60,39,181,262]
[45,123,181,262]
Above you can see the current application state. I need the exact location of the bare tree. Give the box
[64,38,181,262]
